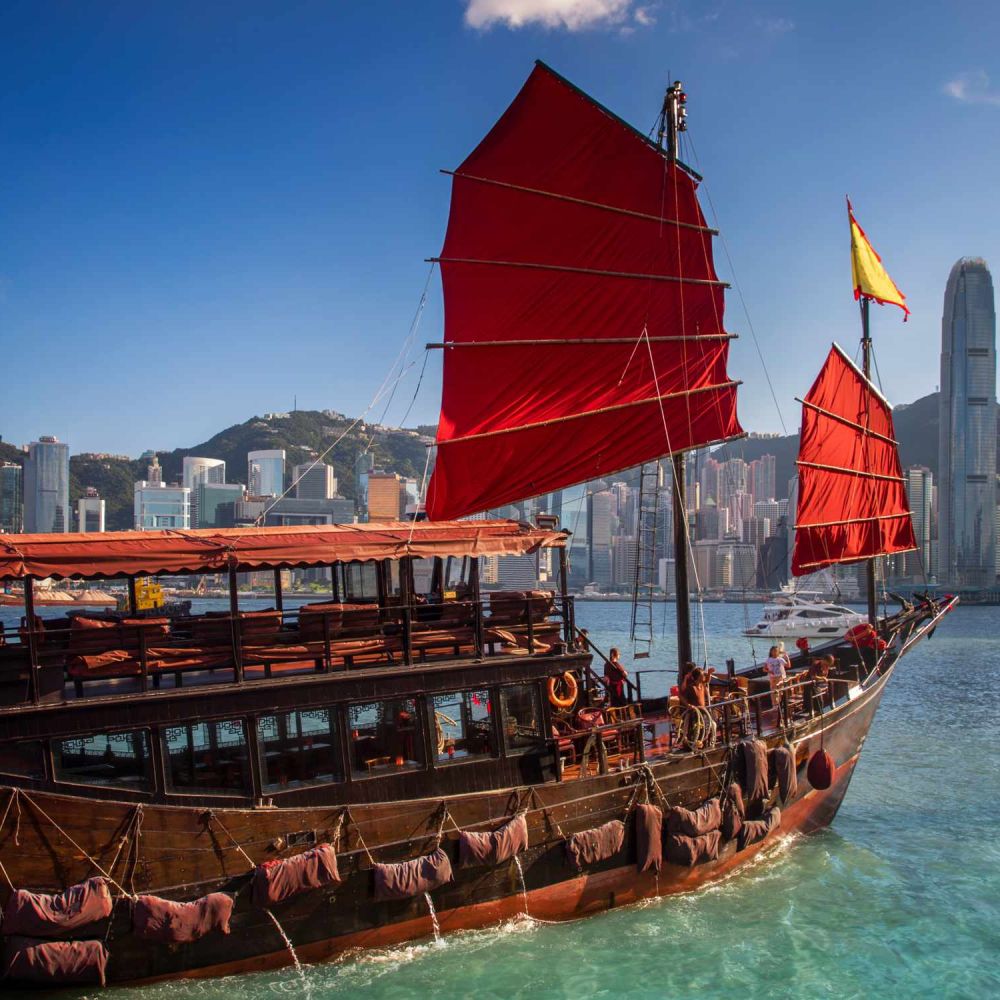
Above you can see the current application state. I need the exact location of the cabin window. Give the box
[443,557,471,598]
[341,561,379,603]
[0,740,45,779]
[499,684,544,754]
[163,719,251,796]
[257,709,342,791]
[429,689,495,763]
[53,730,153,790]
[348,698,423,777]
[411,557,437,597]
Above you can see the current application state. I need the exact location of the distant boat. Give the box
[744,593,867,641]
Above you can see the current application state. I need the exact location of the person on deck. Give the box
[604,647,629,707]
[764,644,791,712]
[679,666,717,746]
[808,654,833,709]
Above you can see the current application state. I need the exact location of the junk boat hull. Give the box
[0,597,951,987]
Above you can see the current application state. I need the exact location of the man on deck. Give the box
[679,666,717,747]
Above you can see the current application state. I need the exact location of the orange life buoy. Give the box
[547,671,578,710]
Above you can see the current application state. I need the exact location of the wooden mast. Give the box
[860,297,878,625]
[660,81,693,676]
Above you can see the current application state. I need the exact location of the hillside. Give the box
[713,391,943,496]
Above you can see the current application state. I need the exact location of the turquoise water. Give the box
[13,600,999,998]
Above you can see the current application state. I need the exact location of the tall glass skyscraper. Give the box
[938,258,997,587]
[24,436,70,533]
[0,463,23,534]
[247,450,285,498]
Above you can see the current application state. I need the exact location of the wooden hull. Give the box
[0,660,890,987]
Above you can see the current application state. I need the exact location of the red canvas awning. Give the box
[426,63,743,520]
[792,344,916,575]
[0,520,566,581]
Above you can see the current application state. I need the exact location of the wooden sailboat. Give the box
[0,64,955,989]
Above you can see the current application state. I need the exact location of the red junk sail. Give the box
[426,63,743,521]
[791,344,916,575]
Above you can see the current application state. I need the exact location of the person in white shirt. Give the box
[764,644,791,710]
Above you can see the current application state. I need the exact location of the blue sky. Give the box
[1,0,998,456]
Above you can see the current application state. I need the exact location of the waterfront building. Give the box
[77,488,105,533]
[262,497,354,526]
[247,450,285,498]
[143,452,163,485]
[938,258,997,587]
[183,457,226,527]
[0,463,23,534]
[904,466,934,580]
[496,552,538,589]
[354,451,374,520]
[292,463,337,501]
[612,535,637,588]
[133,482,191,530]
[195,483,245,528]
[749,454,776,504]
[24,436,70,534]
[367,471,405,520]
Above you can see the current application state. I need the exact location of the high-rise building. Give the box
[367,471,405,520]
[0,463,23,534]
[77,487,105,533]
[247,450,285,498]
[292,463,336,501]
[717,458,747,511]
[938,258,997,587]
[195,482,245,528]
[904,466,934,580]
[749,454,776,504]
[24,437,70,533]
[133,482,190,530]
[183,457,225,526]
[354,451,374,520]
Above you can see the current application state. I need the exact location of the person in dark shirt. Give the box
[604,647,629,707]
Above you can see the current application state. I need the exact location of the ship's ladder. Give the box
[630,461,663,659]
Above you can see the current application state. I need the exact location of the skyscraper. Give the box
[292,463,336,501]
[183,457,226,526]
[904,466,934,580]
[0,463,23,534]
[24,436,70,533]
[77,487,105,533]
[938,258,997,587]
[247,450,285,498]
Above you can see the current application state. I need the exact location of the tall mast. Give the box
[860,298,878,625]
[660,81,693,676]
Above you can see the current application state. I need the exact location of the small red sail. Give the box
[426,63,743,521]
[791,344,916,575]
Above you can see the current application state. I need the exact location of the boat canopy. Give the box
[0,520,566,581]
[792,343,916,575]
[426,62,743,521]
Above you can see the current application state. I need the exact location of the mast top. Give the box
[658,81,687,161]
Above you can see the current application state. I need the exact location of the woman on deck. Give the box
[764,644,791,710]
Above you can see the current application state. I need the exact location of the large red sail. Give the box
[426,63,743,521]
[791,344,916,575]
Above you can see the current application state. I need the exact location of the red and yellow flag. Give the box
[848,198,909,319]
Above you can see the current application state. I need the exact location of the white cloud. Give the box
[943,70,1000,107]
[464,0,642,31]
[756,16,794,34]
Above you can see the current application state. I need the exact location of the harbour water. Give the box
[7,599,997,999]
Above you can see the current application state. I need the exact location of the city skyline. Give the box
[2,3,999,454]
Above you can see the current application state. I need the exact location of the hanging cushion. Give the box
[634,804,663,873]
[772,745,798,804]
[665,829,722,867]
[737,807,782,850]
[565,819,625,869]
[4,937,108,986]
[458,814,529,868]
[741,738,770,802]
[252,844,341,907]
[807,749,835,790]
[721,783,745,842]
[2,878,112,938]
[666,798,721,837]
[373,849,454,902]
[133,892,234,944]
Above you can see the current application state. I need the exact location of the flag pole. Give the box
[860,296,878,626]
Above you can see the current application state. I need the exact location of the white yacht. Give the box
[743,593,867,641]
